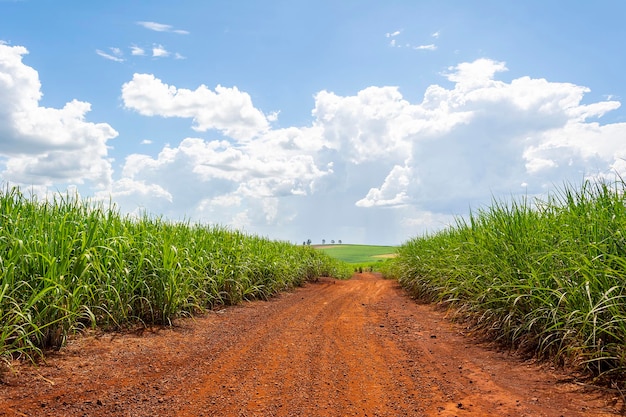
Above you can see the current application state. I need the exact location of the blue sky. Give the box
[1,1,626,245]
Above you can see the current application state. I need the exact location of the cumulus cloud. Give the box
[312,85,468,163]
[104,132,332,233]
[406,59,624,214]
[112,57,626,244]
[121,73,271,140]
[130,45,145,56]
[356,165,411,207]
[0,43,118,189]
[152,44,169,58]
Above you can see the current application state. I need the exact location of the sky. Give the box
[1,1,626,245]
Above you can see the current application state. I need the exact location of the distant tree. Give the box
[322,239,325,244]
[338,240,342,244]
[303,241,306,245]
[331,239,335,244]
[307,239,312,245]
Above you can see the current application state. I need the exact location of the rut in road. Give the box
[0,273,621,416]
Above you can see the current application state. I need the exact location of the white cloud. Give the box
[105,133,333,234]
[414,44,437,51]
[0,43,118,189]
[98,44,184,61]
[267,110,280,122]
[312,85,467,163]
[405,59,625,214]
[96,48,124,62]
[121,73,271,140]
[130,45,145,56]
[152,44,170,58]
[444,58,508,86]
[356,164,411,207]
[206,193,241,208]
[386,30,437,51]
[113,58,626,244]
[136,21,189,35]
[129,44,183,59]
[10,42,626,245]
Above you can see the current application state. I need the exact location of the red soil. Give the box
[0,273,622,416]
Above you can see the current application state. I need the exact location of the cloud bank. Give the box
[2,42,625,244]
[111,58,626,243]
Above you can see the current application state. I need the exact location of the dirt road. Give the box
[0,273,622,416]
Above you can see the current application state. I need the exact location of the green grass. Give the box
[382,179,626,385]
[314,244,397,264]
[0,185,352,365]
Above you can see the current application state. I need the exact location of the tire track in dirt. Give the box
[0,273,622,416]
[171,276,429,416]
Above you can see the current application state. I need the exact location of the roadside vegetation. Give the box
[0,186,352,368]
[382,179,626,384]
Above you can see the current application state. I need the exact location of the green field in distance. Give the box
[313,244,397,264]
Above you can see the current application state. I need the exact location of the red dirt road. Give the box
[0,273,622,416]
